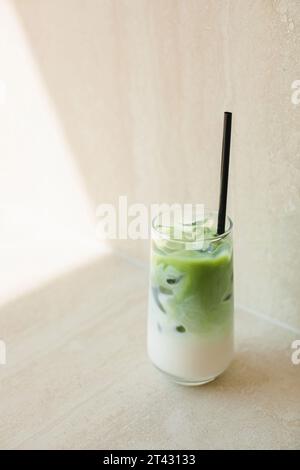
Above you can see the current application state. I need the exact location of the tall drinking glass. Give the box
[147,210,234,385]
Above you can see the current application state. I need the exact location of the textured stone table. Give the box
[0,254,299,449]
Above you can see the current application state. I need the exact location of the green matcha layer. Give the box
[151,227,233,336]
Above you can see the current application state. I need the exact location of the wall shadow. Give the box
[12,0,225,209]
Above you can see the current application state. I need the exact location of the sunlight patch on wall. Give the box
[0,1,109,306]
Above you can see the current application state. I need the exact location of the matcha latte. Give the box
[147,212,234,385]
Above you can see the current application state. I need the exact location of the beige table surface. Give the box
[0,253,299,450]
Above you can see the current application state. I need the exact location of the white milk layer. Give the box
[147,301,234,382]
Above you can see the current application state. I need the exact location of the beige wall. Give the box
[5,0,300,329]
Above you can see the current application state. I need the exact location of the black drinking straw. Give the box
[217,112,232,235]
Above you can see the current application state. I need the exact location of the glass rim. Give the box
[151,209,233,244]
